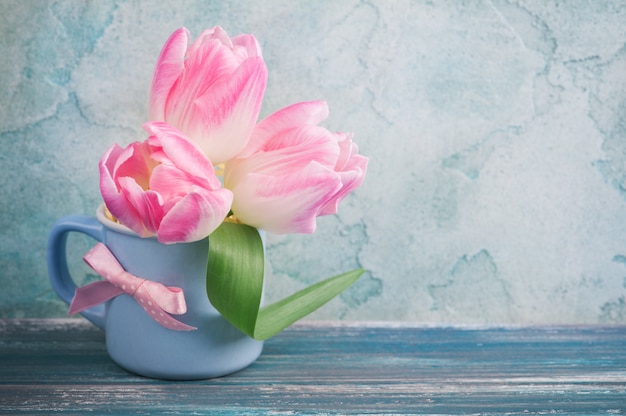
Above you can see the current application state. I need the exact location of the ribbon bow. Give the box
[69,242,196,331]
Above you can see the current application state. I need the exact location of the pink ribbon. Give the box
[69,242,197,331]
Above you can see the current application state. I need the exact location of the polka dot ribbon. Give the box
[68,242,197,331]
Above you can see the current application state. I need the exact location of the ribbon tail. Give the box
[68,280,124,316]
[135,289,197,331]
[133,281,198,331]
[137,281,196,331]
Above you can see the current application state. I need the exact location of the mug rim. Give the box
[96,204,140,236]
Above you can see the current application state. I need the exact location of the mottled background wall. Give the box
[2,0,626,324]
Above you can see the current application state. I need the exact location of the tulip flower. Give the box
[148,26,268,165]
[99,121,233,244]
[224,101,368,234]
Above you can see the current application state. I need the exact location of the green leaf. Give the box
[253,268,364,340]
[206,221,364,341]
[205,221,264,336]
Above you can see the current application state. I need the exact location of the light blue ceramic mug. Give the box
[47,205,263,380]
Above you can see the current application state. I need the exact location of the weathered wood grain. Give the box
[1,319,625,414]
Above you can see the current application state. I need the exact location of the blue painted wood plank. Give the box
[0,319,625,414]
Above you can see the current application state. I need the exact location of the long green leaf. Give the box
[206,221,364,340]
[254,268,364,340]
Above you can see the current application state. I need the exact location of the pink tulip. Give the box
[99,121,233,244]
[148,26,268,164]
[224,101,368,234]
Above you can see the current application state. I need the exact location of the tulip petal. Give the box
[181,57,266,163]
[112,141,156,191]
[231,162,342,234]
[143,121,219,187]
[149,164,195,199]
[99,144,147,234]
[232,33,263,58]
[158,188,233,243]
[318,153,368,215]
[175,39,239,107]
[149,28,189,121]
[319,133,369,215]
[190,26,233,54]
[117,176,164,236]
[225,125,339,188]
[166,33,250,130]
[239,101,329,158]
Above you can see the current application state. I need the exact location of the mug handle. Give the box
[47,215,106,329]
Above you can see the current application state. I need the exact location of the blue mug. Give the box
[47,205,263,380]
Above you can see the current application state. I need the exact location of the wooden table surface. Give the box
[0,319,625,415]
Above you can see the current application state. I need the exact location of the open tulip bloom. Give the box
[96,26,368,340]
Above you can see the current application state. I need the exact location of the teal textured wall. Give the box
[2,0,626,323]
